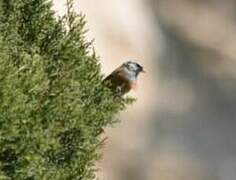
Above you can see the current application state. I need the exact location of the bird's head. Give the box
[122,61,145,77]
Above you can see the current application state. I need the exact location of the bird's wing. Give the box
[104,66,128,85]
[104,67,133,95]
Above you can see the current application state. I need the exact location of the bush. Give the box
[0,0,133,179]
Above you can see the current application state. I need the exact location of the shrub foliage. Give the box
[0,0,132,179]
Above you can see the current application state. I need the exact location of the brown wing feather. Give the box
[104,66,132,95]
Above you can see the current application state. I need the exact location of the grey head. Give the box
[122,61,145,78]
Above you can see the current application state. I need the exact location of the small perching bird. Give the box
[104,61,145,95]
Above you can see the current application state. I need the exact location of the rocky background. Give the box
[53,0,236,180]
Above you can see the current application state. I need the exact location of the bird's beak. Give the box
[141,68,146,73]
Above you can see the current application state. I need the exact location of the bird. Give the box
[104,61,145,95]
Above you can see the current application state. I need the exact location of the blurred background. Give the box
[53,0,236,180]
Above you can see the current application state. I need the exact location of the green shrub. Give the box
[0,0,133,179]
